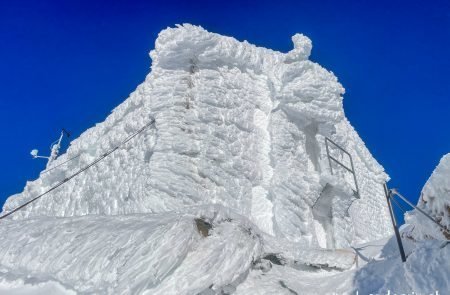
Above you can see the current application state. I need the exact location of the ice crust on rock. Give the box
[0,24,396,294]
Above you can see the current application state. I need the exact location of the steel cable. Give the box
[0,119,155,220]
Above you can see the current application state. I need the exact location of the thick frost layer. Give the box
[0,208,251,294]
[0,278,75,295]
[3,24,391,247]
[406,153,450,240]
[0,206,357,294]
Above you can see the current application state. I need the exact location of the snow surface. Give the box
[0,25,403,294]
[0,205,356,294]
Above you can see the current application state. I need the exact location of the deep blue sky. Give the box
[1,0,449,223]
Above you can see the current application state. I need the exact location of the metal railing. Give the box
[325,137,360,198]
[384,184,450,262]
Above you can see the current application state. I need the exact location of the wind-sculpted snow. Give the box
[0,212,199,294]
[406,153,450,240]
[0,205,356,294]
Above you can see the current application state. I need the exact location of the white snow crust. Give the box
[0,205,356,294]
[0,24,397,294]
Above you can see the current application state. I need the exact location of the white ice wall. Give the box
[3,24,391,245]
[332,119,393,243]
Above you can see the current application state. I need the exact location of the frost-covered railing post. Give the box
[325,137,360,198]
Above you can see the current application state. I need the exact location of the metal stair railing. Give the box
[325,137,360,198]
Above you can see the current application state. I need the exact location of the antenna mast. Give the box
[31,129,70,168]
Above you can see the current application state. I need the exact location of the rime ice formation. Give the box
[3,24,391,245]
[0,25,395,294]
[406,153,450,240]
[0,206,358,294]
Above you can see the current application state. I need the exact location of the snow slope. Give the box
[0,25,396,294]
[352,238,449,294]
[0,205,356,294]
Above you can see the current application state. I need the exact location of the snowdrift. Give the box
[0,206,356,294]
[352,238,450,294]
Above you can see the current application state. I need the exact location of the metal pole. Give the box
[348,155,360,198]
[325,138,333,175]
[384,183,407,262]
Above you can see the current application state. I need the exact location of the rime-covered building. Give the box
[5,24,391,247]
[0,25,394,294]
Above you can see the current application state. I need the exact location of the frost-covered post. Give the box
[185,57,198,109]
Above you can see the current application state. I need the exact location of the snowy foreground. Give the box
[0,210,448,294]
[1,25,449,294]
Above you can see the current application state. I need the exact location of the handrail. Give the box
[384,184,450,263]
[0,119,155,220]
[390,188,450,235]
[325,137,360,198]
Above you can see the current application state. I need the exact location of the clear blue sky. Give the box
[1,0,449,223]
